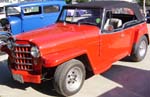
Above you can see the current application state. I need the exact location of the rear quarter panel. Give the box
[132,22,149,45]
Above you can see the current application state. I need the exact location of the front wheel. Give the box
[53,59,86,97]
[130,36,148,62]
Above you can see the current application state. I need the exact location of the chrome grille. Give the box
[12,42,33,71]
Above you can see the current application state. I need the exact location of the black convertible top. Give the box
[65,1,144,21]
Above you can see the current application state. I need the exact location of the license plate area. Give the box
[12,74,24,83]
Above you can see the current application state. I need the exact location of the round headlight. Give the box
[31,46,40,58]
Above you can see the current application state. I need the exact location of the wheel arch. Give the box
[144,34,149,45]
[42,49,92,68]
[129,35,148,62]
[131,34,148,55]
[75,54,94,76]
[42,49,94,77]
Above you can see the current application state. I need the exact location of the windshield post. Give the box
[101,8,106,32]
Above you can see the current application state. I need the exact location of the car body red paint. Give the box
[3,1,149,96]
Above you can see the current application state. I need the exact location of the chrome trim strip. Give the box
[15,62,32,66]
[14,57,32,60]
[14,51,30,54]
[13,44,31,47]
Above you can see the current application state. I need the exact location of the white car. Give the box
[0,3,11,19]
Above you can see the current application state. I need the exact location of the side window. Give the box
[23,6,41,16]
[103,8,137,32]
[103,10,123,32]
[43,5,60,13]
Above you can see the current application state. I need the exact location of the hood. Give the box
[15,23,99,55]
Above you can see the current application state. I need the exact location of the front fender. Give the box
[8,16,22,35]
[42,48,87,68]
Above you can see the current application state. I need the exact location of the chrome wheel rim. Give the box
[139,40,147,57]
[66,66,83,92]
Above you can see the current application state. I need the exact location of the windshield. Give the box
[6,7,21,16]
[58,8,102,26]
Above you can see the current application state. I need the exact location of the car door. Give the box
[22,6,44,32]
[99,10,131,68]
[100,29,128,64]
[43,5,60,26]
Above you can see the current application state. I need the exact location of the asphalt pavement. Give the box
[0,23,150,97]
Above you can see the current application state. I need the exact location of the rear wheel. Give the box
[130,36,148,62]
[53,59,85,97]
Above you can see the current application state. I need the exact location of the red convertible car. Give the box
[3,1,149,96]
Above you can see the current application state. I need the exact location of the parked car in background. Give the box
[0,1,65,35]
[2,1,149,97]
[0,3,10,19]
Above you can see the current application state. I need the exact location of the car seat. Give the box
[104,18,122,31]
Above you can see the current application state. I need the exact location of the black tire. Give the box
[0,18,10,31]
[53,59,86,97]
[0,35,9,54]
[7,57,12,74]
[130,36,148,62]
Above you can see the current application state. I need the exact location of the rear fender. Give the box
[133,23,148,44]
[131,23,149,55]
[42,48,87,68]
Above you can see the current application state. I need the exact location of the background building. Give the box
[0,0,44,3]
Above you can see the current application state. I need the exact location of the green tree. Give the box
[146,0,150,5]
[76,0,89,3]
[136,0,150,6]
[65,0,72,4]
